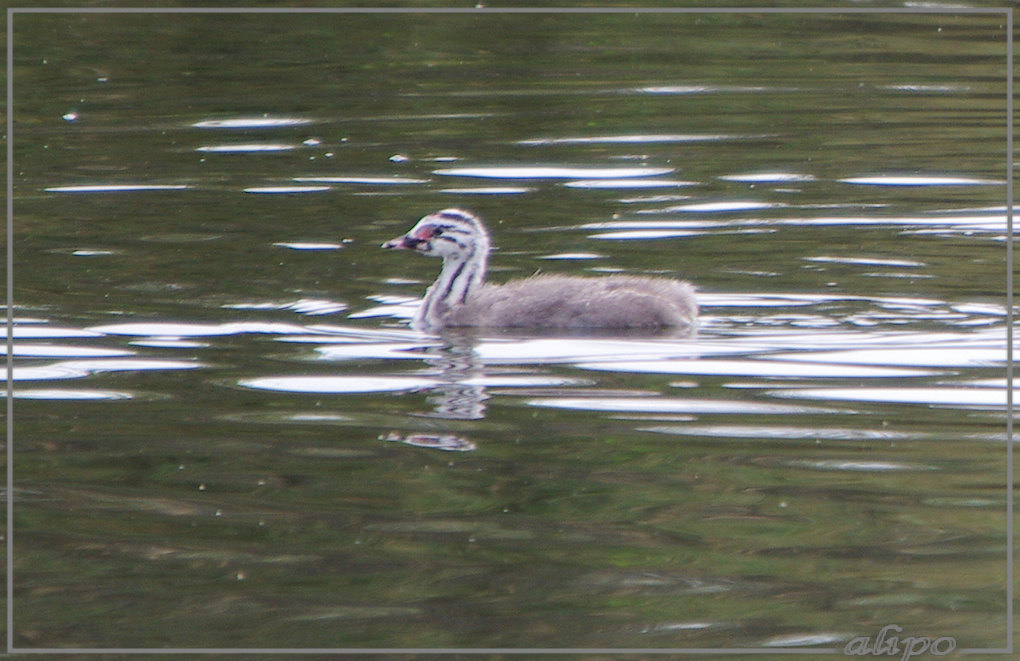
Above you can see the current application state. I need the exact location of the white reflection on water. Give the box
[239,374,584,395]
[12,326,103,339]
[196,144,297,153]
[224,299,348,316]
[6,359,200,382]
[526,397,833,415]
[582,213,1008,232]
[589,229,705,241]
[840,175,1003,186]
[15,389,133,400]
[89,321,314,337]
[243,186,331,194]
[241,376,439,394]
[762,633,850,648]
[770,347,1004,368]
[537,252,604,261]
[771,384,1010,408]
[804,256,925,268]
[44,184,190,193]
[720,172,817,183]
[640,424,915,441]
[293,176,429,185]
[191,117,314,129]
[273,242,345,251]
[433,166,674,179]
[646,200,779,213]
[71,249,116,256]
[439,187,534,195]
[564,179,697,189]
[314,342,440,361]
[639,85,777,94]
[519,134,745,145]
[0,344,133,358]
[784,459,936,472]
[577,359,937,379]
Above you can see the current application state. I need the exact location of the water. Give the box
[8,9,1012,652]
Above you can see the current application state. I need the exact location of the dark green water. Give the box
[7,9,1013,654]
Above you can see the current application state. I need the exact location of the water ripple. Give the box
[45,184,189,193]
[192,117,313,129]
[840,175,1002,186]
[196,144,297,153]
[770,384,1009,409]
[434,166,674,179]
[527,397,835,415]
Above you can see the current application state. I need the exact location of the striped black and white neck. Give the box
[382,208,697,332]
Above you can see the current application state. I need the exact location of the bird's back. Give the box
[442,274,696,329]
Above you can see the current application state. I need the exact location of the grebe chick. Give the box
[382,208,697,332]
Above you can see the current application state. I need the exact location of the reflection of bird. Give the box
[382,209,697,332]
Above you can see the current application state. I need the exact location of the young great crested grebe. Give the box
[382,208,697,332]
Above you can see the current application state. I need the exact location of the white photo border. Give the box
[5,5,1014,656]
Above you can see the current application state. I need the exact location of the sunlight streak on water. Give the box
[527,397,836,415]
[434,166,675,179]
[639,424,916,441]
[192,117,314,129]
[519,134,745,145]
[293,176,430,185]
[44,184,189,193]
[240,374,582,394]
[639,85,777,94]
[5,359,200,382]
[564,179,698,189]
[784,459,936,472]
[0,344,133,358]
[438,186,534,194]
[643,200,779,213]
[770,347,1004,368]
[15,389,134,400]
[196,144,297,153]
[89,321,315,337]
[273,242,345,250]
[577,358,938,379]
[840,175,1003,186]
[770,384,1011,408]
[224,299,348,315]
[243,186,331,194]
[719,173,817,183]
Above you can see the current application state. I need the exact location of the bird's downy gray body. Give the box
[382,208,697,332]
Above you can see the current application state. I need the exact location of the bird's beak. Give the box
[382,235,410,250]
[383,233,427,251]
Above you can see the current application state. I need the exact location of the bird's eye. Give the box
[431,227,444,237]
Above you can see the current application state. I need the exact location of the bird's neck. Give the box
[416,245,488,330]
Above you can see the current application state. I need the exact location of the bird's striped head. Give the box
[382,208,489,260]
